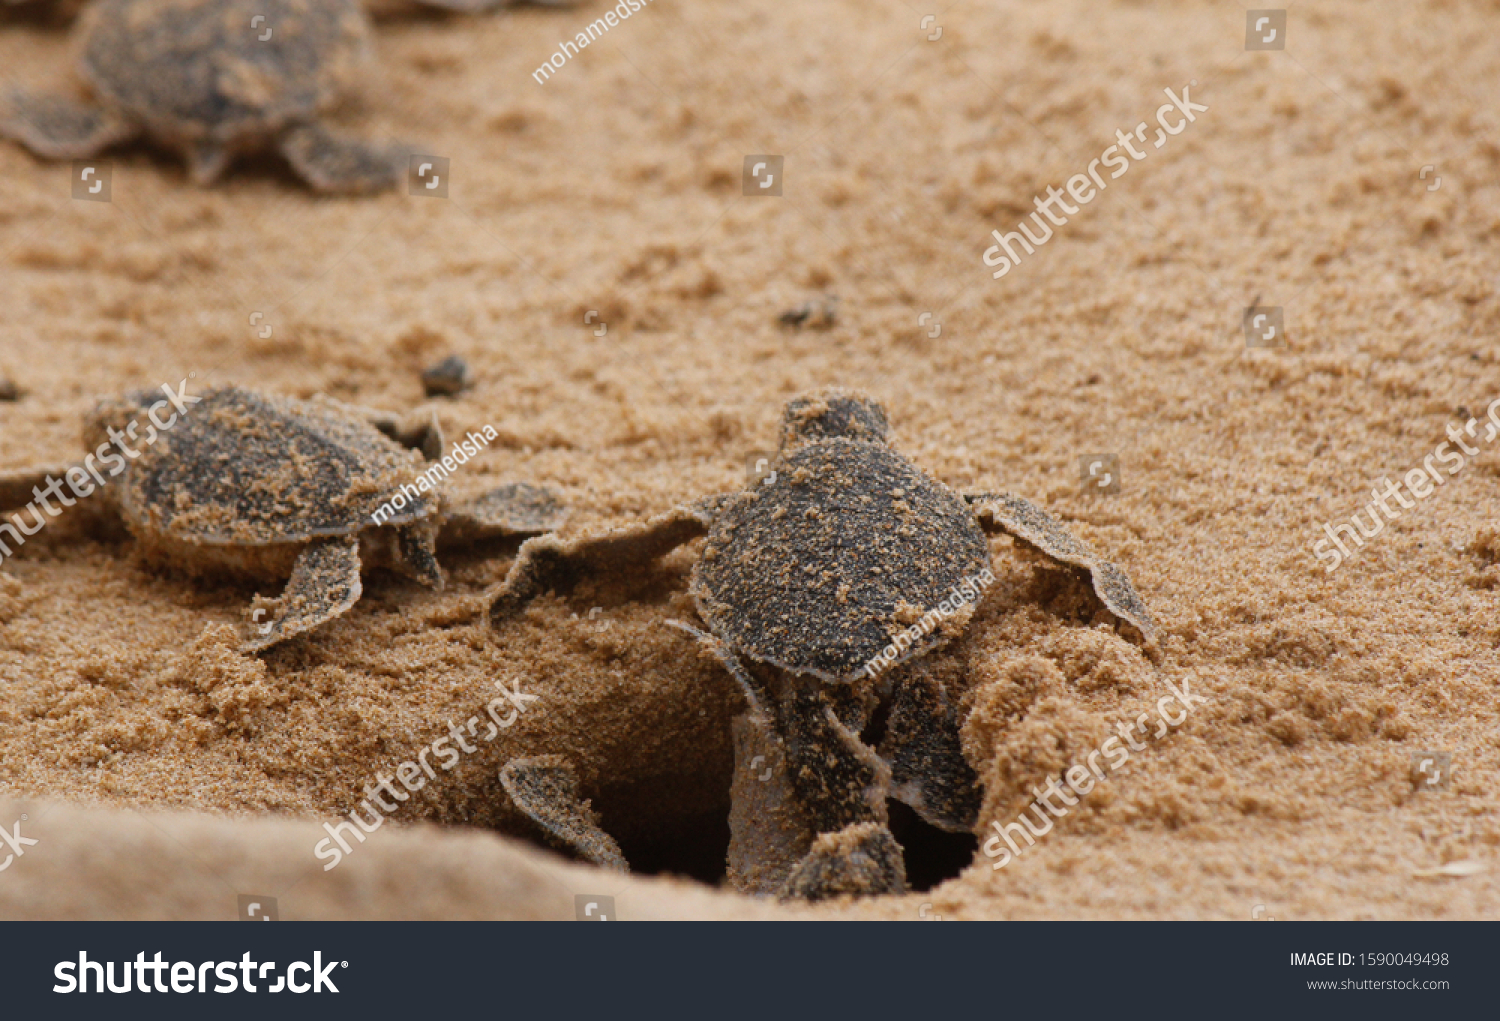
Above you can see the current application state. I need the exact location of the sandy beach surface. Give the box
[0,0,1497,919]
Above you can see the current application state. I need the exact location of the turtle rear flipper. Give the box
[393,519,444,589]
[0,88,135,159]
[243,534,362,653]
[440,483,568,544]
[779,822,907,901]
[279,123,412,195]
[968,491,1157,644]
[499,755,628,872]
[878,667,980,833]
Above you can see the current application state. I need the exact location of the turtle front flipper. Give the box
[243,535,363,653]
[967,491,1157,644]
[0,88,136,160]
[499,755,628,872]
[488,497,728,625]
[279,124,413,195]
[439,483,568,545]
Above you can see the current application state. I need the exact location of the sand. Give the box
[0,0,1497,920]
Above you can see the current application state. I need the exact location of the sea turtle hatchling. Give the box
[0,0,421,191]
[0,384,567,652]
[4,0,580,20]
[488,387,1157,900]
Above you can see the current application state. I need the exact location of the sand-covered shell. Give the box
[692,436,991,684]
[90,386,436,545]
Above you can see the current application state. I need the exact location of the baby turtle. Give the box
[488,388,1156,900]
[0,0,417,191]
[5,0,579,23]
[0,384,566,652]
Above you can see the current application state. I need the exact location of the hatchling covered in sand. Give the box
[0,385,566,652]
[0,0,419,191]
[489,388,1157,900]
[4,0,580,23]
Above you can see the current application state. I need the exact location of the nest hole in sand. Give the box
[481,548,980,894]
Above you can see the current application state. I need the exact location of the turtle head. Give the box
[777,388,890,454]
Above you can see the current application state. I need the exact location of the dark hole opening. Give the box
[582,782,975,894]
[586,766,735,888]
[600,805,731,886]
[886,799,978,893]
